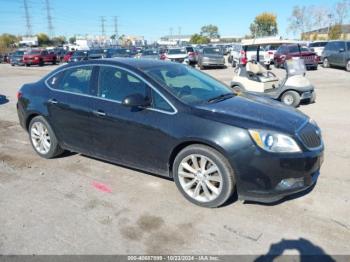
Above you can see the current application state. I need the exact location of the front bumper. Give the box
[201,61,225,67]
[232,145,324,203]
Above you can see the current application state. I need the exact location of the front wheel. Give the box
[173,144,235,208]
[323,58,330,68]
[346,60,350,72]
[281,91,300,107]
[29,116,64,159]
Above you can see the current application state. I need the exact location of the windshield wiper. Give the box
[207,93,234,103]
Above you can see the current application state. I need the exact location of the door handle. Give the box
[48,98,58,104]
[92,110,106,117]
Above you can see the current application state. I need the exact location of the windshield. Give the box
[28,50,41,55]
[285,58,306,75]
[288,45,310,53]
[74,51,87,56]
[309,42,328,47]
[203,48,221,55]
[145,64,233,105]
[168,49,187,55]
[143,50,158,55]
[15,51,24,55]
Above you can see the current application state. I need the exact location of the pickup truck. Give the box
[23,49,57,66]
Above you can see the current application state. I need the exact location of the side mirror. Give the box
[339,48,345,53]
[122,93,150,108]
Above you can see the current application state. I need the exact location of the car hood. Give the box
[195,92,308,133]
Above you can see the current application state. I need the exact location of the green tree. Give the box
[200,24,220,39]
[69,36,76,44]
[250,12,278,37]
[328,24,342,39]
[51,36,66,46]
[36,33,51,46]
[190,34,210,44]
[0,33,20,53]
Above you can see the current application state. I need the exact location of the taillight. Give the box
[268,51,273,55]
[160,54,166,60]
[16,91,22,99]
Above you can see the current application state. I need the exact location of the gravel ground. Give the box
[0,62,349,256]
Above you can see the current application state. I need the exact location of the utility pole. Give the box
[44,0,54,37]
[113,16,119,40]
[100,16,106,36]
[23,0,32,36]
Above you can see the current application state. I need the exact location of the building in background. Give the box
[19,36,38,47]
[157,35,192,46]
[302,24,350,41]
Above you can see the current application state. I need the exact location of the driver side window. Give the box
[98,66,148,102]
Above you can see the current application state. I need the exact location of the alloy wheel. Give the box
[178,154,223,202]
[30,122,51,154]
[283,94,294,105]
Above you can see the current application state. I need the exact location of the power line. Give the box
[100,16,106,36]
[44,0,54,37]
[23,0,32,36]
[113,16,119,39]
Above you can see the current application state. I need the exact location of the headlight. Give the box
[249,129,301,153]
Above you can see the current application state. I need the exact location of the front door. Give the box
[90,65,177,175]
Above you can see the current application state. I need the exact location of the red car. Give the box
[274,44,318,70]
[63,51,74,63]
[23,49,57,66]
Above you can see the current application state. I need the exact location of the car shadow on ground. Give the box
[0,95,9,105]
[255,238,336,262]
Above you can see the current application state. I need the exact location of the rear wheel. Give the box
[29,116,64,159]
[281,91,300,107]
[52,59,56,65]
[39,60,44,66]
[323,58,330,68]
[274,60,280,68]
[173,144,235,208]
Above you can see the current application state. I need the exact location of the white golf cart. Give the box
[231,57,316,107]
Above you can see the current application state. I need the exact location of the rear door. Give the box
[46,65,97,153]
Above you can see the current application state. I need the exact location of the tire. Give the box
[29,116,64,159]
[200,64,205,70]
[11,64,14,66]
[52,59,56,65]
[232,60,237,68]
[265,64,270,70]
[281,90,300,107]
[39,60,44,66]
[274,60,280,68]
[346,60,350,72]
[173,144,236,208]
[25,64,30,67]
[228,56,233,64]
[323,58,330,68]
[310,91,316,104]
[231,85,243,93]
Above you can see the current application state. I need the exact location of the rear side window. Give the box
[98,66,148,102]
[347,42,350,51]
[47,66,93,95]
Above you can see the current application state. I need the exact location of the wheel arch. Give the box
[168,139,231,178]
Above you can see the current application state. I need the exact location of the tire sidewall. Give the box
[28,116,60,159]
[281,91,300,107]
[173,145,235,208]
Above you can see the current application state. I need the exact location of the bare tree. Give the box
[311,6,331,30]
[288,6,312,36]
[333,0,349,24]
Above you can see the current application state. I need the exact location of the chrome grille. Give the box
[299,123,321,149]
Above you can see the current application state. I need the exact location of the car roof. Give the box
[59,58,175,71]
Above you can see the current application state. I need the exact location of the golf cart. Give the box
[231,57,316,107]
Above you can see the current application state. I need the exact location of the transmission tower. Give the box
[23,0,32,36]
[44,0,54,37]
[100,16,106,36]
[113,16,119,40]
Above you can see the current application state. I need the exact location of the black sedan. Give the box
[16,59,324,207]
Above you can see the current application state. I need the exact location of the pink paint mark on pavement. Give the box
[92,181,112,193]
